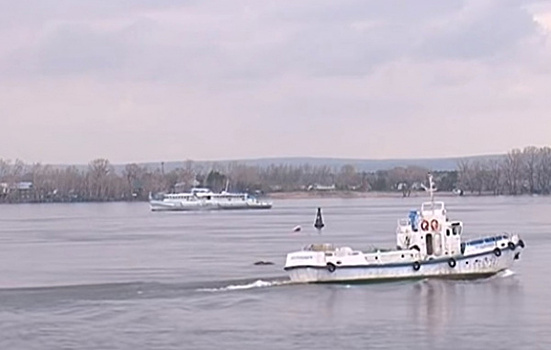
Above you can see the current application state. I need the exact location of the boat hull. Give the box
[285,247,520,283]
[149,200,272,211]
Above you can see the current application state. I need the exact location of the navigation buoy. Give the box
[314,207,325,230]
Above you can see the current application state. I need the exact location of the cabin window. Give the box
[446,229,451,236]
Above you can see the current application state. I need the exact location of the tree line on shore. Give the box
[1,146,550,203]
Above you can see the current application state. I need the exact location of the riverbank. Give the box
[266,191,460,199]
[1,190,539,204]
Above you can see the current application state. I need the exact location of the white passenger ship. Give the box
[149,188,272,211]
[284,175,525,283]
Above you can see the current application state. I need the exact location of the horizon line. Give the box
[42,152,506,166]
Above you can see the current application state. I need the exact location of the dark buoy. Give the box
[314,207,325,230]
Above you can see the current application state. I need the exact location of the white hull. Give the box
[149,200,272,211]
[149,187,272,211]
[285,247,520,283]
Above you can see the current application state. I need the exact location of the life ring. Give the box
[420,220,429,231]
[493,248,502,257]
[448,258,457,268]
[508,242,516,250]
[412,261,421,271]
[327,263,336,273]
[430,219,439,231]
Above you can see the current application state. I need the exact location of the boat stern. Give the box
[284,250,326,270]
[284,250,330,283]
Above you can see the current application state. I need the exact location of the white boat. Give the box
[284,175,525,283]
[149,188,272,211]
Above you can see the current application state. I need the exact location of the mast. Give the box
[428,173,435,214]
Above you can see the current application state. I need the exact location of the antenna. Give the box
[428,173,435,213]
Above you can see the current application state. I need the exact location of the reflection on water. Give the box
[410,280,455,334]
[409,273,524,343]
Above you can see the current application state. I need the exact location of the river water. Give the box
[0,196,549,349]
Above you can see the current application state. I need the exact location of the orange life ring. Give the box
[430,219,439,231]
[420,220,429,231]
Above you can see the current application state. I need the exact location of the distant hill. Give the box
[123,154,504,173]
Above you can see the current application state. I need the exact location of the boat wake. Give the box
[197,279,293,292]
[0,277,297,309]
[496,269,516,278]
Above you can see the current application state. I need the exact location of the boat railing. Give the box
[462,234,509,249]
[150,192,167,201]
[334,246,354,256]
[421,201,446,217]
[398,218,411,227]
[397,218,412,231]
[305,243,335,252]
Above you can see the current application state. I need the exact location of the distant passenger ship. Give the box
[149,188,272,211]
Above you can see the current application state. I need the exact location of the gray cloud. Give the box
[417,0,538,60]
[0,0,550,163]
[2,0,542,81]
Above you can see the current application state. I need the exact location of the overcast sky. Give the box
[1,0,550,164]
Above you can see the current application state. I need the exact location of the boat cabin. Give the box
[396,201,463,259]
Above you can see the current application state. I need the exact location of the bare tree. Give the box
[0,159,10,181]
[87,158,113,200]
[523,146,539,194]
[503,149,524,195]
[537,147,551,194]
[457,159,472,193]
[389,166,428,197]
[337,164,360,190]
[486,158,504,195]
